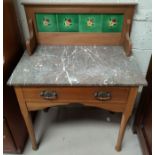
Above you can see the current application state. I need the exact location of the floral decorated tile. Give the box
[57,14,79,32]
[79,14,102,32]
[102,14,124,32]
[35,13,58,32]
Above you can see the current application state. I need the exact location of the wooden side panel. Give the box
[3,118,16,153]
[3,0,27,153]
[133,58,152,155]
[26,19,37,55]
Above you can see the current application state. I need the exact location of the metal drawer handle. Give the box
[40,90,57,100]
[94,91,111,101]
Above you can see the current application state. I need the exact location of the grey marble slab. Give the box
[21,0,138,5]
[7,45,147,86]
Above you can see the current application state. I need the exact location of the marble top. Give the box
[8,45,146,86]
[21,0,138,5]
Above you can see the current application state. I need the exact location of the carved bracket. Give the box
[123,19,132,57]
[26,19,37,55]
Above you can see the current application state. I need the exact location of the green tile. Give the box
[102,14,124,32]
[35,13,58,32]
[57,14,79,32]
[35,13,124,33]
[79,14,102,32]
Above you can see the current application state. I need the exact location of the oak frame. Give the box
[14,3,139,152]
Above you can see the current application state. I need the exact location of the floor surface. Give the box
[4,105,142,155]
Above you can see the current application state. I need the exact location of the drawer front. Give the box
[22,87,130,104]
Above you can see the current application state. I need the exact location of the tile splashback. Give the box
[35,13,124,32]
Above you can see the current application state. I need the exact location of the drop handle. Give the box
[40,90,57,100]
[94,91,111,101]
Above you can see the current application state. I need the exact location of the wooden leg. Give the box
[23,112,38,150]
[15,87,38,150]
[115,87,138,151]
[115,114,130,151]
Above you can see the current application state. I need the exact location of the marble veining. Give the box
[7,45,146,86]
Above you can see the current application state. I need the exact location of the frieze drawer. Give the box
[21,87,130,112]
